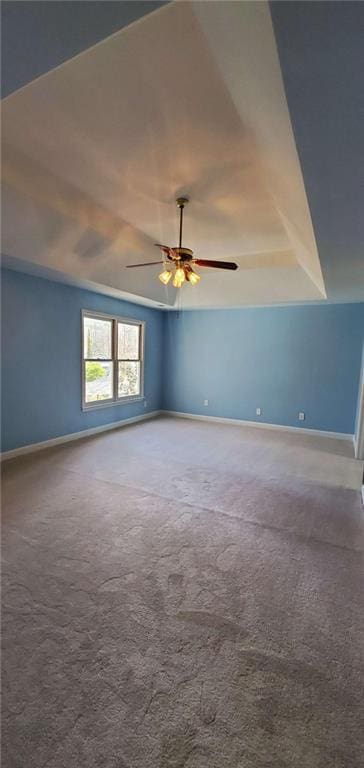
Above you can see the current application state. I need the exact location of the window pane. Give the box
[118,361,140,397]
[84,316,112,359]
[118,322,140,360]
[85,361,113,403]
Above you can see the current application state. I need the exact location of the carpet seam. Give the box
[59,465,364,556]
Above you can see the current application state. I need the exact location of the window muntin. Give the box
[82,311,144,408]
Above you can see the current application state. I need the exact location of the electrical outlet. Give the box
[256,407,261,416]
[298,412,305,421]
[144,400,148,408]
[204,399,209,407]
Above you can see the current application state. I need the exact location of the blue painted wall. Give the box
[2,268,364,450]
[1,268,163,451]
[163,303,364,434]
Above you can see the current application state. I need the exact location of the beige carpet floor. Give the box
[2,416,364,767]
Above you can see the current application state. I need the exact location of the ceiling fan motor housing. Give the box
[171,247,194,262]
[127,196,237,279]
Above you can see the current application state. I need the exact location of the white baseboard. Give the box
[1,408,354,462]
[0,410,162,461]
[161,410,354,442]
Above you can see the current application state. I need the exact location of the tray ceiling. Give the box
[1,1,328,308]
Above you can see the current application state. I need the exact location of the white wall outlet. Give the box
[256,407,262,416]
[144,400,148,408]
[299,412,305,421]
[204,399,209,407]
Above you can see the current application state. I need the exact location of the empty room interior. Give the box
[1,1,364,766]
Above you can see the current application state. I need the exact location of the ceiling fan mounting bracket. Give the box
[176,196,189,208]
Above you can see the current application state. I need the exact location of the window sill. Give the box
[82,396,145,412]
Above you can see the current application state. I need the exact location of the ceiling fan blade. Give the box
[155,244,180,262]
[155,243,173,254]
[126,261,164,268]
[194,259,238,270]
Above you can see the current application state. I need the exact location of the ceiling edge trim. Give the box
[1,254,170,310]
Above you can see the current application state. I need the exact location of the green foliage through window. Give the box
[86,361,108,382]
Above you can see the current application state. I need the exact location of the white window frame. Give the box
[81,309,145,411]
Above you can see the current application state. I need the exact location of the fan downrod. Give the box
[176,197,188,248]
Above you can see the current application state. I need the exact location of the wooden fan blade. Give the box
[155,243,172,253]
[155,244,178,260]
[194,259,238,270]
[126,261,164,268]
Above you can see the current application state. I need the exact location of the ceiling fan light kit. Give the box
[127,197,238,288]
[158,268,172,286]
[185,265,200,285]
[172,266,186,288]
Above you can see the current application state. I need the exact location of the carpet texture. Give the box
[2,416,364,767]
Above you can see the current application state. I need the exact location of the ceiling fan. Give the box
[126,197,238,288]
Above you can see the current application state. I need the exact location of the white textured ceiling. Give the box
[1,0,326,308]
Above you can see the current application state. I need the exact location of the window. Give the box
[82,311,144,408]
